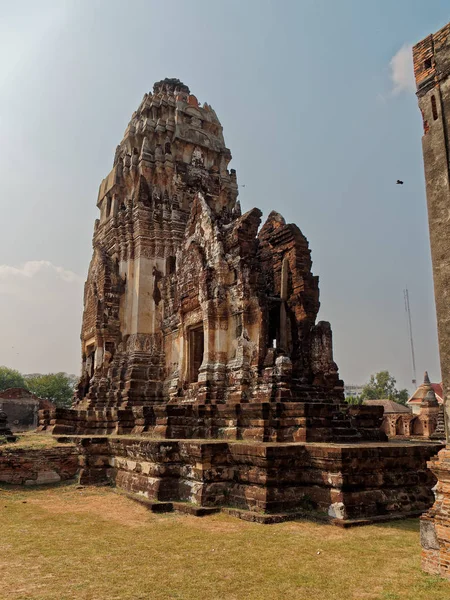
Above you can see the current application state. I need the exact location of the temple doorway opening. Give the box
[188,325,204,383]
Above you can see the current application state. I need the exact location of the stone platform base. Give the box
[421,445,450,580]
[70,436,441,524]
[41,402,387,443]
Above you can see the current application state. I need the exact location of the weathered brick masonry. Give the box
[44,402,386,443]
[36,77,445,525]
[0,445,79,485]
[413,21,450,580]
[0,388,54,432]
[75,437,441,524]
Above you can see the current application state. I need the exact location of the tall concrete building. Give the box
[413,22,450,580]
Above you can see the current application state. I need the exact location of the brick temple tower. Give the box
[38,78,443,526]
[413,22,450,580]
[74,78,240,411]
[414,24,450,434]
[46,77,391,445]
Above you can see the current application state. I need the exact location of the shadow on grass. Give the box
[0,479,81,496]
[374,518,420,532]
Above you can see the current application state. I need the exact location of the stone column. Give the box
[413,22,450,580]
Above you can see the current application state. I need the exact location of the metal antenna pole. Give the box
[404,288,417,387]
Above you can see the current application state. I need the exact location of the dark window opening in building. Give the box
[189,325,204,383]
[106,196,112,217]
[166,256,176,274]
[87,347,95,379]
[431,95,439,121]
[82,346,95,397]
[268,305,280,350]
[235,314,243,338]
[424,58,432,70]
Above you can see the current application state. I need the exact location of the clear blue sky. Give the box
[0,0,448,391]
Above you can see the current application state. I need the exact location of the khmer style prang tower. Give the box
[50,78,381,439]
[38,78,443,526]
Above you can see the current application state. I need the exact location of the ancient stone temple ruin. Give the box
[42,78,441,524]
[51,77,375,441]
[413,22,450,579]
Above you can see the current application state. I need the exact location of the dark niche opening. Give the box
[188,324,204,383]
[166,255,176,274]
[431,95,438,121]
[424,58,432,70]
[268,304,280,349]
[82,345,96,397]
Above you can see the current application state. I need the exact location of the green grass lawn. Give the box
[1,484,449,600]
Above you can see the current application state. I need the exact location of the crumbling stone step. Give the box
[172,502,221,517]
[220,507,328,524]
[123,493,173,513]
[330,510,426,528]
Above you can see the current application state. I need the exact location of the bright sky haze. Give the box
[1,0,449,391]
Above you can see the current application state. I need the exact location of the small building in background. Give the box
[344,384,364,399]
[362,372,443,440]
[0,388,54,432]
[363,399,412,438]
[407,373,443,415]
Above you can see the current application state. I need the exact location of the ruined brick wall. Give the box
[382,413,440,439]
[257,212,340,391]
[0,446,79,485]
[0,399,38,432]
[0,389,51,432]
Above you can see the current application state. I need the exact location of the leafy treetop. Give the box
[24,373,76,408]
[0,366,27,392]
[360,370,409,406]
[0,366,76,408]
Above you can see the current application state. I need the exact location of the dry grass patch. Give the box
[1,432,67,450]
[1,485,449,600]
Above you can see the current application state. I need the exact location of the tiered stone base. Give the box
[41,402,386,443]
[73,436,441,524]
[421,445,450,579]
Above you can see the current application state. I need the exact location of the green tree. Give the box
[0,366,27,392]
[396,388,410,406]
[360,370,409,405]
[25,372,75,408]
[344,395,363,405]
